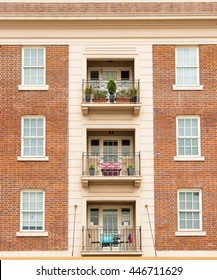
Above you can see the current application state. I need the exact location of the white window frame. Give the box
[173,46,203,90]
[174,116,204,161]
[16,190,48,237]
[175,190,206,236]
[17,116,49,161]
[18,47,49,91]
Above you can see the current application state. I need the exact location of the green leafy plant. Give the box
[85,85,94,96]
[93,90,107,99]
[107,78,117,95]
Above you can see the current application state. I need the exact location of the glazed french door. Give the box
[103,209,118,233]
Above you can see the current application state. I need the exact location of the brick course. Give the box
[0,45,68,251]
[0,3,216,17]
[153,45,217,250]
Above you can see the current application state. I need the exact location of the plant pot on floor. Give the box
[127,167,135,176]
[89,168,95,176]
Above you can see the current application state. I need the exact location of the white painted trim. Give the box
[157,251,217,257]
[0,251,70,257]
[17,156,49,161]
[175,231,206,236]
[172,85,203,91]
[18,85,49,91]
[174,156,205,161]
[16,231,48,237]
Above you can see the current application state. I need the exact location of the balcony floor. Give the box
[81,175,142,188]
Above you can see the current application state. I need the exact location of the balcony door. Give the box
[89,205,133,228]
[103,209,118,233]
[88,67,132,82]
[89,137,132,157]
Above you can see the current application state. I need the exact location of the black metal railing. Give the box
[82,153,141,176]
[82,80,140,103]
[82,227,142,252]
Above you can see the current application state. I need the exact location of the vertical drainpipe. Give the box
[72,204,78,256]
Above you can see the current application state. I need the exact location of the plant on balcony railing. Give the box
[107,78,117,103]
[92,90,108,102]
[89,164,95,176]
[127,165,135,176]
[82,153,141,176]
[82,80,140,103]
[85,85,94,102]
[128,87,138,103]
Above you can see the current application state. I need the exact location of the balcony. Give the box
[81,153,142,188]
[82,227,142,256]
[81,80,141,115]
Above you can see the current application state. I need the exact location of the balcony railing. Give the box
[82,227,142,253]
[82,80,140,103]
[82,153,141,177]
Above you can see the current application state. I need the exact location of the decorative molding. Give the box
[1,20,217,29]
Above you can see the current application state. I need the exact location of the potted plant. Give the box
[115,90,130,103]
[85,85,93,102]
[92,90,108,102]
[129,87,138,103]
[107,78,117,103]
[127,165,135,176]
[89,164,95,176]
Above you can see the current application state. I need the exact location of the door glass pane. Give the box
[122,140,131,156]
[90,208,99,226]
[121,71,130,80]
[121,208,130,226]
[91,140,99,156]
[103,141,118,162]
[103,209,118,232]
[90,71,99,80]
[102,71,117,81]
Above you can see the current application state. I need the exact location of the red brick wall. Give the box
[0,45,68,251]
[153,45,217,250]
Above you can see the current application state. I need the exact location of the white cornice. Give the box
[0,15,217,21]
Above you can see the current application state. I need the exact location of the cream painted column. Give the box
[68,44,84,256]
[138,44,155,256]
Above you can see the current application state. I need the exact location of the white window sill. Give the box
[17,156,49,161]
[172,85,203,91]
[16,231,48,237]
[174,156,205,161]
[175,231,206,236]
[18,85,49,91]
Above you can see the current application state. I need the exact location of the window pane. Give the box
[90,208,99,225]
[194,220,200,229]
[90,71,99,80]
[179,220,185,229]
[178,147,184,155]
[187,220,193,229]
[193,192,199,201]
[122,208,130,226]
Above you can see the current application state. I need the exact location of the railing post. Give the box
[82,152,84,175]
[139,226,142,250]
[82,226,84,251]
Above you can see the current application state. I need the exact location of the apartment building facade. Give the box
[0,1,217,257]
